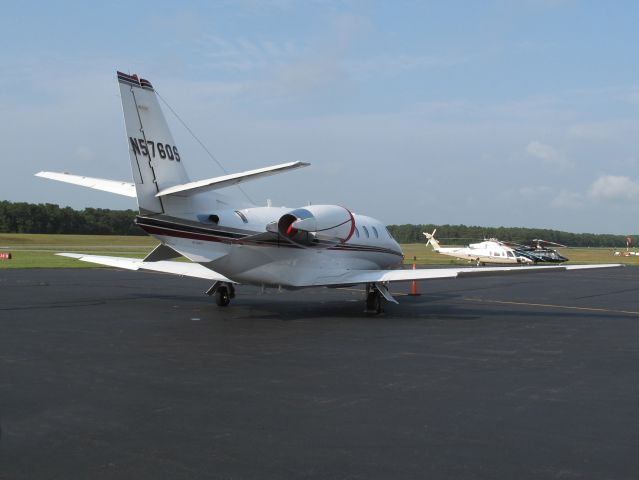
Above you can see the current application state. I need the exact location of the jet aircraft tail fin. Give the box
[423,229,441,251]
[37,72,310,220]
[117,71,191,216]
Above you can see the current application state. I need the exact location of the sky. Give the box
[1,0,638,234]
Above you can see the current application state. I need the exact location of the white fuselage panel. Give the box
[141,207,403,287]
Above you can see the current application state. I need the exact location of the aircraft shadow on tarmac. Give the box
[124,289,635,323]
[122,288,482,322]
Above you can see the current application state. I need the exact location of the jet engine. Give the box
[272,205,355,247]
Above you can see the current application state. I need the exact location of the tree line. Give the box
[0,201,143,236]
[0,201,633,246]
[387,224,635,248]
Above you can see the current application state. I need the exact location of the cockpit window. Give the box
[385,227,395,240]
[362,226,370,238]
[507,251,514,257]
[354,227,360,238]
[372,226,379,238]
[234,210,248,223]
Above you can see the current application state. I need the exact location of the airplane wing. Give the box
[57,253,235,282]
[155,161,310,197]
[35,172,136,197]
[309,263,623,287]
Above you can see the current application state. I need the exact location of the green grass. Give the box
[401,243,462,265]
[0,233,157,247]
[1,234,638,269]
[0,250,148,269]
[402,243,639,266]
[0,234,157,269]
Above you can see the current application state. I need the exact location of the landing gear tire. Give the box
[215,286,231,307]
[365,291,383,314]
[476,258,483,267]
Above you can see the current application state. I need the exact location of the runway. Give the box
[2,266,639,479]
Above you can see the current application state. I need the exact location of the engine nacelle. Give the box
[276,205,355,247]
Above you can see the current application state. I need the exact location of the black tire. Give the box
[366,292,382,314]
[215,287,230,307]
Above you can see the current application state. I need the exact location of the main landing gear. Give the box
[365,283,399,314]
[206,281,236,307]
[366,287,383,314]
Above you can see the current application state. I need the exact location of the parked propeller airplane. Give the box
[35,71,620,313]
[423,230,532,266]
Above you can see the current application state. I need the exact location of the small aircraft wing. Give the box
[57,253,235,282]
[155,161,310,197]
[310,263,623,287]
[35,172,136,197]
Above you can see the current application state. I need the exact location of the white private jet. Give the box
[35,72,620,313]
[424,230,532,266]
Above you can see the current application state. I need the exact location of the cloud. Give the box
[199,35,287,71]
[615,87,639,105]
[568,124,611,140]
[551,190,584,208]
[519,185,551,197]
[526,141,574,168]
[588,175,639,202]
[350,52,473,77]
[191,12,372,99]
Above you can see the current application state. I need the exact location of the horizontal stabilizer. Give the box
[156,161,310,197]
[57,253,235,282]
[35,171,136,197]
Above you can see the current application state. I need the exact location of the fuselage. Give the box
[136,205,404,288]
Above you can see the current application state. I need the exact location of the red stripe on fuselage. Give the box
[139,222,402,257]
[343,207,356,242]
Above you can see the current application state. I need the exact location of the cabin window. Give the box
[372,226,379,238]
[362,226,370,238]
[234,210,248,223]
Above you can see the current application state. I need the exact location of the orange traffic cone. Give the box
[408,256,420,296]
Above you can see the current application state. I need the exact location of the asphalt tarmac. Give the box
[1,266,639,479]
